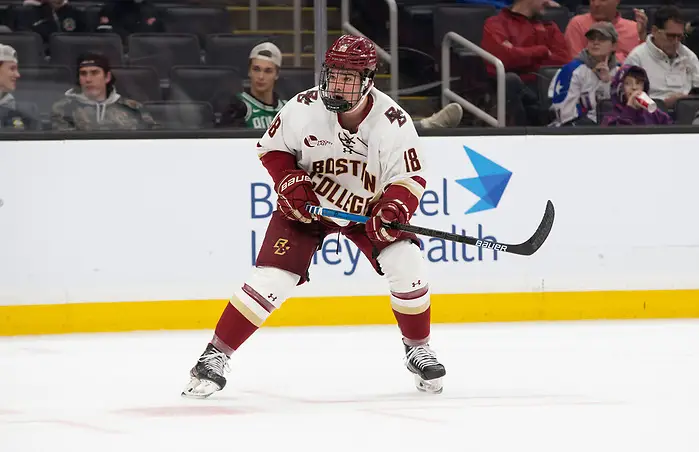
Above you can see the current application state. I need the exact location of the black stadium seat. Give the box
[597,98,613,123]
[13,65,72,116]
[164,7,231,45]
[537,65,562,109]
[0,31,43,66]
[128,33,201,80]
[49,33,123,69]
[674,97,699,125]
[0,5,9,28]
[169,66,243,104]
[110,66,162,102]
[204,34,278,69]
[276,67,316,100]
[83,5,102,33]
[541,6,570,32]
[433,5,496,51]
[144,101,214,129]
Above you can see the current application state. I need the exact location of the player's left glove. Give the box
[366,198,410,243]
[275,170,320,223]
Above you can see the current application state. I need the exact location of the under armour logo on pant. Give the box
[412,280,421,288]
[268,293,278,302]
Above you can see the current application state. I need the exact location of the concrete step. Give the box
[228,6,342,30]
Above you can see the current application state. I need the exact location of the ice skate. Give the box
[404,342,446,394]
[181,343,230,399]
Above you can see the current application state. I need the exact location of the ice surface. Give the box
[1,320,697,452]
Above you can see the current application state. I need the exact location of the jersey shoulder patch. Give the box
[383,105,407,127]
[295,89,320,106]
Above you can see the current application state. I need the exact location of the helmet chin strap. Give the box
[344,79,374,114]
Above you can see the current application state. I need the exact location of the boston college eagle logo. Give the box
[274,238,290,255]
[304,135,318,147]
[384,107,406,127]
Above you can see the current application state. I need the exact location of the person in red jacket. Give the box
[481,0,570,125]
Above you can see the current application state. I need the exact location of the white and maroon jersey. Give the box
[257,86,426,225]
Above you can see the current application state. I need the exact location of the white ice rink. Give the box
[1,320,698,452]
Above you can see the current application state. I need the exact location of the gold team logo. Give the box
[273,238,290,256]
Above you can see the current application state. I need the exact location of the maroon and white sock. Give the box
[390,284,431,346]
[211,284,277,356]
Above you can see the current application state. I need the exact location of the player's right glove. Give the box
[275,170,320,223]
[366,198,410,243]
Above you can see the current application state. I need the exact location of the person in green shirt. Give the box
[216,42,286,129]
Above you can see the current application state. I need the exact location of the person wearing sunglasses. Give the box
[625,5,699,109]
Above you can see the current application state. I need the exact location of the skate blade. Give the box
[181,376,222,399]
[415,375,443,394]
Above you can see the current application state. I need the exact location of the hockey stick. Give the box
[305,200,555,256]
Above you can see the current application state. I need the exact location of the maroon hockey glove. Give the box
[275,170,320,223]
[366,198,410,243]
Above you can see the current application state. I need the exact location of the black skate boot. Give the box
[404,342,446,394]
[181,343,230,399]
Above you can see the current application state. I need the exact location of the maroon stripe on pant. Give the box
[242,283,276,313]
[391,285,429,300]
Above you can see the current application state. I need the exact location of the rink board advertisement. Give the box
[1,134,698,335]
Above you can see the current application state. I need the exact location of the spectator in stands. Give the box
[601,64,672,125]
[549,22,620,126]
[481,0,570,126]
[96,0,164,42]
[51,53,156,130]
[216,42,465,129]
[13,0,86,44]
[0,44,35,130]
[625,6,699,110]
[564,0,647,63]
[215,42,287,129]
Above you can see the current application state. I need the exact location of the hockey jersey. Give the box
[217,90,286,129]
[548,53,618,126]
[257,86,426,225]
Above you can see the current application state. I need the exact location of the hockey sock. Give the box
[211,284,276,356]
[390,286,431,344]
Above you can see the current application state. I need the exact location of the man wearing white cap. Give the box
[217,42,287,129]
[0,44,34,130]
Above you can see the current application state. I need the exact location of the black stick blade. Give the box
[507,200,555,256]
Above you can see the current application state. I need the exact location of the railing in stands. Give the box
[340,0,399,101]
[294,0,302,67]
[314,0,328,82]
[250,0,302,67]
[442,31,505,127]
[249,0,258,30]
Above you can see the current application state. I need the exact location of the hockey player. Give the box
[182,34,446,399]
